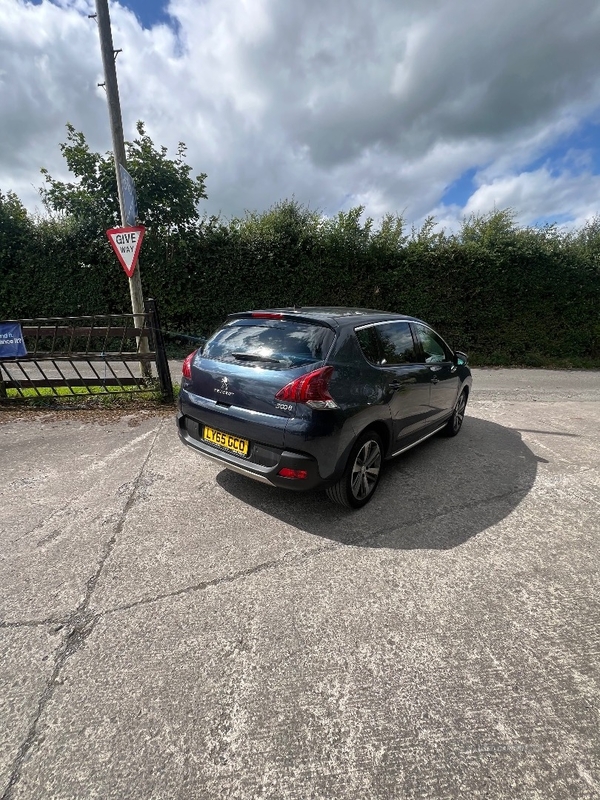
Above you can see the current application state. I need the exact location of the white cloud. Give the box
[1,0,600,227]
[465,168,600,225]
[431,167,600,234]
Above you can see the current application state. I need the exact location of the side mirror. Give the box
[454,350,468,366]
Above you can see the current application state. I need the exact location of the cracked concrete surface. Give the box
[0,369,599,799]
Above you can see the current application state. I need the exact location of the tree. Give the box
[0,191,32,314]
[0,190,31,254]
[39,121,207,232]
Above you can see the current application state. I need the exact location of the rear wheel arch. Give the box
[326,427,385,509]
[360,421,391,457]
[336,420,392,480]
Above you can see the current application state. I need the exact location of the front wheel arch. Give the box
[443,387,469,437]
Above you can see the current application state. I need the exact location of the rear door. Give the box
[411,322,459,424]
[356,321,432,450]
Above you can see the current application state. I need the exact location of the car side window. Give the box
[413,323,452,363]
[355,325,381,364]
[373,321,418,365]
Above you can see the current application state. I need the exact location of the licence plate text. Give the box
[203,426,249,456]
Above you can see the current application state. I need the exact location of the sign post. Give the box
[94,0,150,378]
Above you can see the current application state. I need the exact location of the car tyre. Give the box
[326,430,383,509]
[443,389,468,437]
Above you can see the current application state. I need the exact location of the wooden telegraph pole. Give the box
[93,0,150,377]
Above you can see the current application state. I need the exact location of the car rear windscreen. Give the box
[202,318,334,369]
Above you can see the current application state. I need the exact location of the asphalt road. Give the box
[1,369,599,799]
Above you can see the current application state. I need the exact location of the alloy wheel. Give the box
[350,439,382,501]
[453,392,467,433]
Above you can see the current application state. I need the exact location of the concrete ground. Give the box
[0,369,598,800]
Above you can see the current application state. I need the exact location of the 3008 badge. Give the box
[275,402,293,411]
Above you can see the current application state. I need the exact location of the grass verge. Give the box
[1,383,180,409]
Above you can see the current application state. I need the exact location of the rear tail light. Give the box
[182,350,197,380]
[275,366,338,409]
[278,468,308,480]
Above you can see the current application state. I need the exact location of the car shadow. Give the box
[215,417,546,550]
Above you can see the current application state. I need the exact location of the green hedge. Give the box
[2,197,599,366]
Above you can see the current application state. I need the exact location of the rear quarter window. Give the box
[355,321,418,365]
[202,319,335,369]
[375,321,418,364]
[355,326,381,364]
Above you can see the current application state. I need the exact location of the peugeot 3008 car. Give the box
[178,308,472,508]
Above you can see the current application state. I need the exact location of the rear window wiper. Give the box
[231,352,281,364]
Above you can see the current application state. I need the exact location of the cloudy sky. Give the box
[2,0,600,230]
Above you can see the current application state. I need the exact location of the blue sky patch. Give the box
[441,167,478,207]
[28,0,172,30]
[530,213,575,228]
[122,0,172,29]
[528,118,600,177]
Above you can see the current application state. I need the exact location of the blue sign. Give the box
[119,164,138,226]
[0,323,27,359]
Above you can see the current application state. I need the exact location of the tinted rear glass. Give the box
[375,321,418,365]
[355,326,382,364]
[356,321,417,365]
[202,319,334,369]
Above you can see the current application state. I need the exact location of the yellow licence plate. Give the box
[203,426,249,457]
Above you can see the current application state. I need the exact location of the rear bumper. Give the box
[177,412,325,491]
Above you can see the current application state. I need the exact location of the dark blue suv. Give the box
[177,307,472,508]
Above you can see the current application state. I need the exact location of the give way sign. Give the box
[106,226,145,278]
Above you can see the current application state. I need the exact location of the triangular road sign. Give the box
[106,226,145,278]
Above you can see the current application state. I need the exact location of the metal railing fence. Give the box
[0,298,173,402]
